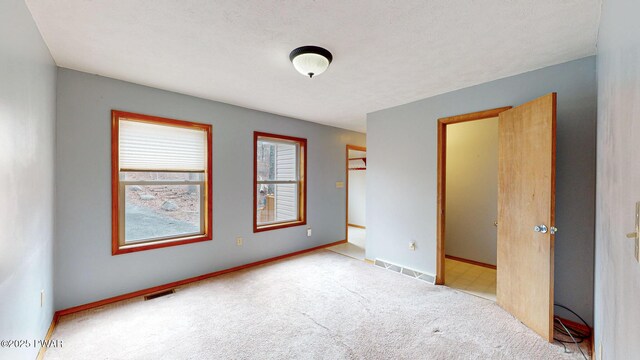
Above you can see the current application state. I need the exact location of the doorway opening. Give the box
[436,107,511,301]
[329,145,366,260]
[437,95,559,343]
[347,145,366,250]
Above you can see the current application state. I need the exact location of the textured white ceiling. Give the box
[25,0,601,132]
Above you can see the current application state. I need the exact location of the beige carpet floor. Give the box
[45,250,586,359]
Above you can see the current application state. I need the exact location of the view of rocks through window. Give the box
[124,172,202,241]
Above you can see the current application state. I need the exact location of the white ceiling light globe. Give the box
[292,53,330,78]
[289,46,333,78]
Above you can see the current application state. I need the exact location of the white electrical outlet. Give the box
[236,237,243,246]
[307,227,312,237]
[40,290,44,307]
[409,242,416,251]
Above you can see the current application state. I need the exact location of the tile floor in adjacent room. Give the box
[328,226,365,260]
[445,258,497,301]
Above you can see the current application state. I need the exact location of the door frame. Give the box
[346,144,367,243]
[435,106,512,285]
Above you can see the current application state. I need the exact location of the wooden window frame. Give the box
[111,110,213,255]
[253,131,307,233]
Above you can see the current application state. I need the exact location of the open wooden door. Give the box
[497,93,556,341]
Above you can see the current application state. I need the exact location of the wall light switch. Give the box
[236,237,243,246]
[336,182,344,188]
[307,227,312,237]
[627,202,640,262]
[598,342,603,360]
[634,201,640,262]
[409,242,416,251]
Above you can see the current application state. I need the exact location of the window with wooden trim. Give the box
[254,132,306,232]
[111,110,212,255]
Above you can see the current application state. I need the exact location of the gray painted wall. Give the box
[0,0,57,359]
[445,119,498,266]
[366,57,596,323]
[594,0,640,357]
[55,68,365,310]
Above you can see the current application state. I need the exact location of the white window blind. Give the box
[119,120,207,172]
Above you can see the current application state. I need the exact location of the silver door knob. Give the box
[534,225,548,233]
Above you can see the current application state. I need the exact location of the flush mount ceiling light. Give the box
[289,46,333,78]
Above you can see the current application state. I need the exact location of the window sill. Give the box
[112,234,212,255]
[254,220,306,233]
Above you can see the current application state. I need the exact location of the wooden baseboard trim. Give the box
[55,240,347,318]
[347,224,366,229]
[445,255,497,270]
[555,316,591,335]
[36,313,59,360]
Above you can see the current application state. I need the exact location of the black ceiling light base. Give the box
[289,46,333,63]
